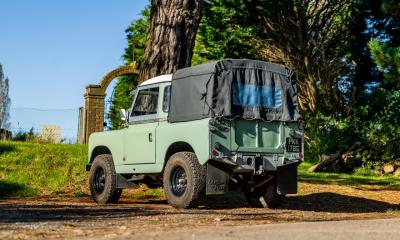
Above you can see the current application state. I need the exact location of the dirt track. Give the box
[1,182,400,239]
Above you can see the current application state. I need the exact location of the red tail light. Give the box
[211,149,218,156]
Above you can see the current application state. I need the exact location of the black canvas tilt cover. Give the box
[168,59,301,122]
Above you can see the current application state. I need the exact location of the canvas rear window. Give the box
[232,83,282,109]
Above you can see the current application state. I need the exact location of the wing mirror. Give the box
[120,109,128,122]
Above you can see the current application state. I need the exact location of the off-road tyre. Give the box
[245,182,284,208]
[163,152,206,209]
[89,154,122,204]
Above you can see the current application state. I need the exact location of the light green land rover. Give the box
[86,59,304,209]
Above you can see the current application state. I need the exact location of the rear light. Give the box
[299,151,303,159]
[211,149,218,156]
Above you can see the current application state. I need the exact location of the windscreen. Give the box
[131,87,159,116]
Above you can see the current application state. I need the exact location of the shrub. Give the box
[305,89,400,169]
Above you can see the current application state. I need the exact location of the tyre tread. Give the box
[163,151,206,209]
[89,154,122,204]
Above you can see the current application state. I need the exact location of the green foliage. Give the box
[368,39,400,89]
[364,89,400,162]
[303,0,400,171]
[305,113,363,161]
[0,141,87,197]
[122,6,151,66]
[363,27,400,164]
[192,0,260,65]
[306,89,400,166]
[12,127,37,141]
[107,76,137,130]
[107,6,150,130]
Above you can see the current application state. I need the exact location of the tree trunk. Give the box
[138,0,203,83]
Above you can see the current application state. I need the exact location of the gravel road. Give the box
[0,182,399,239]
[124,218,400,240]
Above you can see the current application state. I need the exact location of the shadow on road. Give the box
[201,192,250,209]
[283,192,400,213]
[0,200,290,224]
[200,191,400,213]
[0,192,398,224]
[0,202,164,223]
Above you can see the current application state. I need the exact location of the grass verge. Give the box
[299,161,400,188]
[0,141,87,197]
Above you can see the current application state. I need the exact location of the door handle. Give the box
[148,133,153,142]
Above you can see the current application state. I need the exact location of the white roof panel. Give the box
[139,74,172,86]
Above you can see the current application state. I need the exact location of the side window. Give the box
[131,87,159,117]
[162,85,171,113]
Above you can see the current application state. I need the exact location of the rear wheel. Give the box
[245,181,284,208]
[89,154,122,204]
[163,152,206,209]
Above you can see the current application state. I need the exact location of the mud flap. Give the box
[116,174,138,189]
[206,162,229,195]
[276,161,299,194]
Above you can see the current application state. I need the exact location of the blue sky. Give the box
[0,0,148,141]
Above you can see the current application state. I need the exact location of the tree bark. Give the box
[138,0,203,83]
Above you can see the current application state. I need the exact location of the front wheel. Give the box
[163,152,206,209]
[89,154,122,204]
[245,182,284,208]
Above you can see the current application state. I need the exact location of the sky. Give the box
[0,0,148,141]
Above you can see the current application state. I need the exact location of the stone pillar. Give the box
[84,84,106,144]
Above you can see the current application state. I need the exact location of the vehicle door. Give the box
[124,85,160,165]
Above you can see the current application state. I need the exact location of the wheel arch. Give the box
[87,146,112,171]
[163,141,195,170]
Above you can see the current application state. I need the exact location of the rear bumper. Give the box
[206,155,301,195]
[214,153,302,174]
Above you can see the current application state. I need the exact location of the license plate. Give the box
[286,138,301,152]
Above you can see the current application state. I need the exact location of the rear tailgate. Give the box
[231,119,284,154]
[210,119,303,157]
